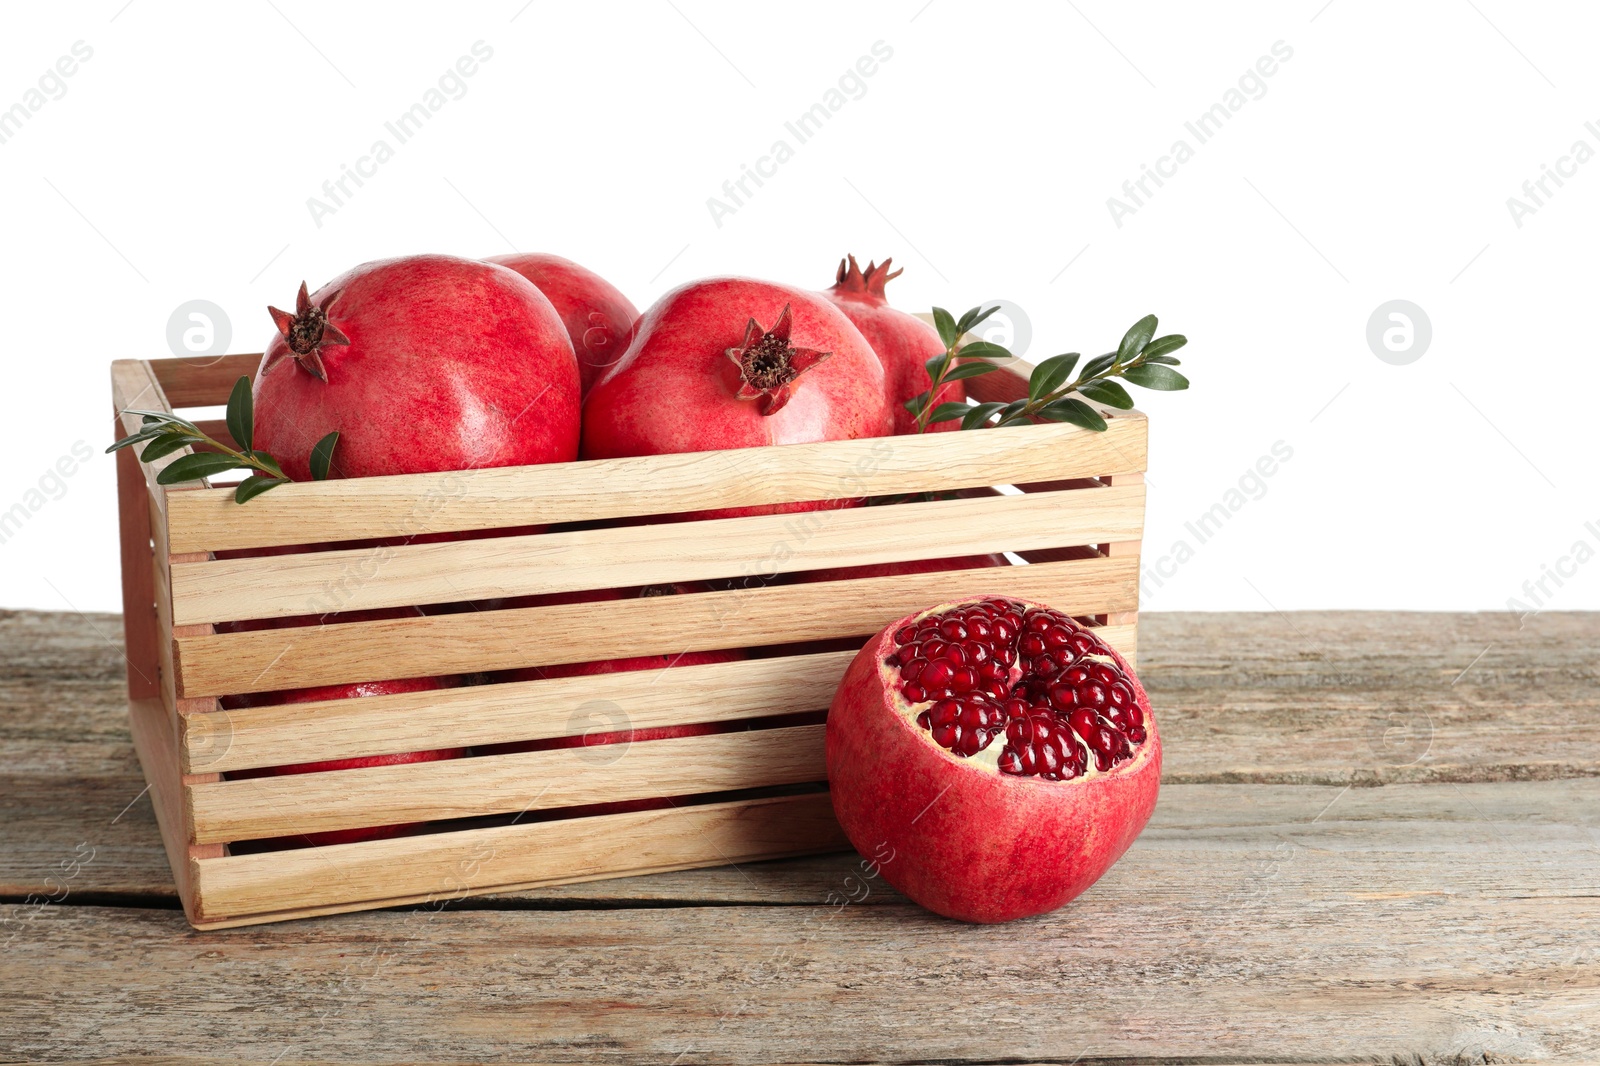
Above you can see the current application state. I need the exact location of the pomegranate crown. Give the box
[725,303,832,416]
[264,281,349,382]
[831,253,902,302]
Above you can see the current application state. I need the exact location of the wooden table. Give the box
[4,608,1597,1063]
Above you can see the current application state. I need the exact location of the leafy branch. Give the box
[107,375,339,503]
[905,309,1190,433]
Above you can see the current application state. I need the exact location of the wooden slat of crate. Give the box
[162,414,1146,554]
[189,792,847,927]
[173,555,1139,698]
[188,723,827,844]
[147,352,260,408]
[168,482,1144,625]
[180,649,855,774]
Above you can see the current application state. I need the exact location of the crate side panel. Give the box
[192,793,846,923]
[170,483,1145,625]
[175,555,1139,697]
[190,724,828,844]
[149,353,261,408]
[164,417,1148,554]
[184,649,854,775]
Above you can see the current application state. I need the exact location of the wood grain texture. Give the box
[4,779,1597,1062]
[164,415,1147,554]
[181,649,858,774]
[192,793,849,926]
[172,556,1141,697]
[6,609,1599,900]
[188,724,828,844]
[146,352,259,408]
[168,483,1145,624]
[1142,609,1600,785]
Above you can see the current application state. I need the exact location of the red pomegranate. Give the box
[826,596,1160,923]
[581,276,892,518]
[219,608,463,849]
[823,255,962,435]
[485,253,639,395]
[255,254,581,481]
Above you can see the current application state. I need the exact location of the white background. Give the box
[1,0,1595,615]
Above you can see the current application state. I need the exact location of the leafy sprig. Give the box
[905,305,1009,433]
[905,309,1190,433]
[107,375,338,503]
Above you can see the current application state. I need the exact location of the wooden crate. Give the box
[112,352,1146,929]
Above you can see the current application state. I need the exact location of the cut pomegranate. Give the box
[827,595,1161,922]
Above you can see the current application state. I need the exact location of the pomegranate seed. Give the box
[887,599,1144,778]
[921,660,954,689]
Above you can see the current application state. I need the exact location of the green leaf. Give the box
[955,340,1013,361]
[226,376,253,452]
[309,432,339,481]
[1078,353,1117,381]
[251,451,287,479]
[942,361,1002,382]
[234,475,290,504]
[994,399,1030,426]
[924,351,953,382]
[1028,353,1080,401]
[156,451,250,485]
[1077,379,1135,409]
[931,307,958,349]
[1143,354,1182,365]
[106,426,168,453]
[126,410,200,433]
[1117,315,1158,363]
[903,393,930,416]
[1039,397,1108,432]
[1123,363,1191,391]
[138,434,200,463]
[956,305,1001,337]
[927,402,972,425]
[961,402,1006,429]
[1141,333,1187,359]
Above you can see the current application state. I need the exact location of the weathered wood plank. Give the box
[4,779,1598,1062]
[5,608,1600,902]
[1143,609,1600,785]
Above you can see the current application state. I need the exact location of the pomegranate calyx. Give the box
[830,253,903,302]
[265,281,349,382]
[725,303,832,415]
